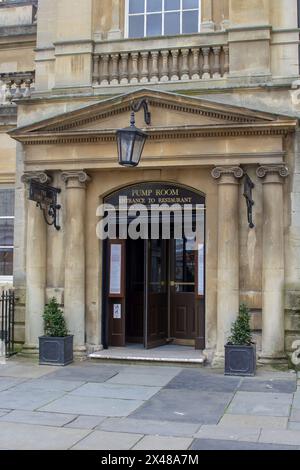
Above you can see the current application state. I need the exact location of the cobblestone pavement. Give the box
[0,359,299,450]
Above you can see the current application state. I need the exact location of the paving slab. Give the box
[292,392,300,409]
[238,379,297,394]
[130,389,233,424]
[227,392,293,417]
[0,422,89,450]
[290,408,300,422]
[41,365,119,383]
[194,425,260,443]
[70,382,161,401]
[122,365,181,376]
[256,370,297,381]
[166,370,241,393]
[100,417,200,437]
[190,438,300,451]
[0,364,57,379]
[133,435,193,450]
[107,372,175,387]
[65,416,107,430]
[0,377,27,392]
[288,423,300,431]
[71,430,143,450]
[259,429,300,446]
[0,410,10,418]
[10,378,85,393]
[219,414,288,430]
[0,410,76,427]
[40,395,144,417]
[0,389,65,411]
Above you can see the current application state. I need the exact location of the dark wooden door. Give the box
[144,239,168,349]
[170,239,196,342]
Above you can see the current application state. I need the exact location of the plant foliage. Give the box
[228,304,253,346]
[43,298,68,337]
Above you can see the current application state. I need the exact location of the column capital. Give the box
[61,171,91,188]
[21,171,52,185]
[256,164,289,180]
[212,166,244,181]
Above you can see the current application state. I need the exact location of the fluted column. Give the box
[21,172,51,352]
[212,166,244,355]
[61,171,91,353]
[257,164,289,362]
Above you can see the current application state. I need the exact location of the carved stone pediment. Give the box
[9,89,297,146]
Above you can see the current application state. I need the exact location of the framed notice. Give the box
[109,243,123,297]
[113,304,122,319]
[197,243,205,297]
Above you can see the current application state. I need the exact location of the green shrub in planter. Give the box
[39,298,73,366]
[225,304,256,377]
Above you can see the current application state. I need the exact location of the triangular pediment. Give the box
[9,89,297,144]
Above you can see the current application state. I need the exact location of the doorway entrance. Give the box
[102,182,205,351]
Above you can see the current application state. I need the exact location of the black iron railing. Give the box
[0,290,15,358]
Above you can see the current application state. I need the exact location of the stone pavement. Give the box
[0,359,299,450]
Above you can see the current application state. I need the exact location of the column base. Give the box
[20,344,39,357]
[86,344,104,355]
[73,345,88,360]
[258,353,288,366]
[211,351,225,368]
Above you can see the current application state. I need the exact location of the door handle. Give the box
[170,281,175,287]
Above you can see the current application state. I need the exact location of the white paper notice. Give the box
[110,244,122,295]
[113,304,122,319]
[198,243,204,296]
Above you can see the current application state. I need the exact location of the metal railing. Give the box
[0,290,15,358]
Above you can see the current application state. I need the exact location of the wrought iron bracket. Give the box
[243,174,255,229]
[131,99,151,126]
[29,180,61,231]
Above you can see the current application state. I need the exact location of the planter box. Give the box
[39,335,73,366]
[225,344,256,377]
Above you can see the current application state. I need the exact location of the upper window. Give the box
[0,189,14,280]
[126,0,201,38]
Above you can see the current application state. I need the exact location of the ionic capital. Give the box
[21,171,52,185]
[256,164,289,180]
[61,171,91,189]
[211,166,244,182]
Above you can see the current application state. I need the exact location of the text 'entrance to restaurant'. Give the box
[102,183,206,351]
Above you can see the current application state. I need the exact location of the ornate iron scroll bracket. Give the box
[243,174,255,229]
[130,99,151,126]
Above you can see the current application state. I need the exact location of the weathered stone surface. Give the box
[238,379,296,394]
[65,415,107,430]
[100,417,200,437]
[195,425,260,442]
[259,429,300,446]
[70,383,161,401]
[190,438,300,451]
[166,369,240,393]
[0,410,76,427]
[227,392,293,417]
[71,430,143,450]
[219,414,288,430]
[133,436,193,451]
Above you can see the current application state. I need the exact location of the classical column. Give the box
[212,166,244,356]
[108,0,122,40]
[257,164,289,362]
[21,172,51,353]
[61,171,91,354]
[201,0,215,32]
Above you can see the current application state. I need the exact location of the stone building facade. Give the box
[1,0,300,364]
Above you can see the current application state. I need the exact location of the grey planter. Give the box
[39,335,73,366]
[225,344,256,377]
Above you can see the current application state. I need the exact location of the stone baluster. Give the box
[150,51,159,83]
[257,164,289,363]
[181,48,190,81]
[223,45,229,77]
[213,47,221,79]
[100,54,110,86]
[140,52,149,83]
[130,52,139,84]
[92,54,100,85]
[23,79,32,98]
[3,81,13,104]
[120,53,129,85]
[191,48,200,80]
[110,53,120,85]
[160,50,169,82]
[202,47,211,79]
[14,80,23,99]
[171,49,179,81]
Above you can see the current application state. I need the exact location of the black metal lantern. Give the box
[117,100,151,167]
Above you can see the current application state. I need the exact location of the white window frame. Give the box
[125,0,202,39]
[0,187,14,284]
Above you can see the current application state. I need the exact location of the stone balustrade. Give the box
[0,72,35,104]
[93,44,229,87]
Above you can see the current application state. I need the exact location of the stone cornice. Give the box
[212,166,244,180]
[21,171,52,184]
[256,164,290,178]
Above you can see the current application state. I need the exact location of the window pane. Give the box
[0,248,13,276]
[183,0,199,9]
[0,189,15,217]
[165,0,180,10]
[0,219,14,246]
[147,0,162,13]
[129,15,144,38]
[175,239,195,293]
[165,12,180,35]
[182,10,199,33]
[129,0,145,14]
[147,13,162,36]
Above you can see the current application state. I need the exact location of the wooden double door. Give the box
[106,237,205,350]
